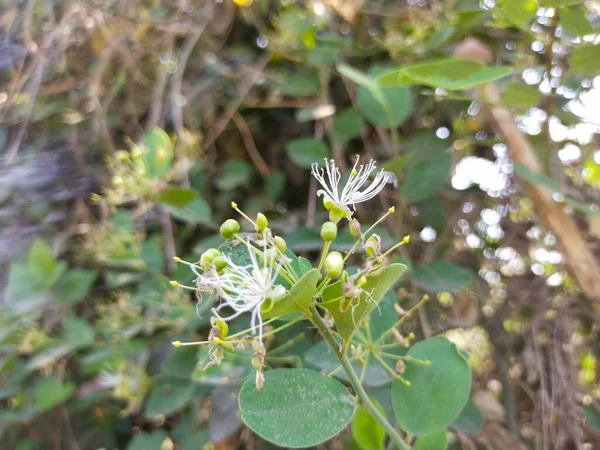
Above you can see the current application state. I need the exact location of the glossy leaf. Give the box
[411,261,473,292]
[157,187,196,208]
[286,137,328,169]
[392,338,471,435]
[322,263,407,342]
[497,0,538,26]
[239,368,355,448]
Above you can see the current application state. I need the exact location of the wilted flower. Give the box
[311,157,391,221]
[197,241,286,343]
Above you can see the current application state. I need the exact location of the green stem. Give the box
[309,306,411,450]
[317,240,332,273]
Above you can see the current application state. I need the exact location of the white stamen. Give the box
[311,156,390,212]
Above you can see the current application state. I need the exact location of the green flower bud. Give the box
[213,255,227,272]
[328,205,347,224]
[365,235,381,257]
[200,248,221,267]
[324,251,344,278]
[320,221,337,241]
[349,219,361,237]
[215,318,229,339]
[274,236,287,253]
[220,219,240,239]
[256,213,268,232]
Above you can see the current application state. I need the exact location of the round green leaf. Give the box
[239,368,355,448]
[330,109,364,144]
[414,429,448,450]
[357,85,411,129]
[216,160,254,190]
[392,338,471,435]
[401,152,452,203]
[286,138,328,169]
[450,399,484,435]
[411,261,473,292]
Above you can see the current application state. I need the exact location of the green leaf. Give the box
[140,127,173,179]
[239,368,355,448]
[402,151,452,203]
[338,64,380,91]
[380,59,512,91]
[216,160,254,190]
[497,0,538,26]
[127,430,168,450]
[417,197,448,231]
[500,82,542,111]
[569,44,600,76]
[144,377,196,417]
[540,0,578,5]
[141,235,165,274]
[414,429,448,450]
[357,85,411,129]
[330,109,364,144]
[286,137,328,169]
[560,7,593,36]
[61,317,95,348]
[35,377,75,411]
[157,187,196,208]
[322,263,407,342]
[164,196,213,224]
[450,399,484,434]
[28,239,65,290]
[352,399,386,450]
[584,405,600,430]
[265,170,286,201]
[161,347,199,379]
[392,338,472,435]
[262,269,320,319]
[411,261,473,292]
[53,269,97,306]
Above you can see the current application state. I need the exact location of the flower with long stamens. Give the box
[311,156,391,221]
[196,241,286,343]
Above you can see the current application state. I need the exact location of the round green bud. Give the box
[256,213,268,232]
[365,235,381,257]
[324,251,344,278]
[213,255,227,272]
[220,219,240,239]
[274,236,287,253]
[200,248,221,267]
[320,221,337,241]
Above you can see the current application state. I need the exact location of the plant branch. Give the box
[309,306,411,450]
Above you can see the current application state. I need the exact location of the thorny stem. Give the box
[309,306,411,450]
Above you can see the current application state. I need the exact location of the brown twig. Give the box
[231,112,270,179]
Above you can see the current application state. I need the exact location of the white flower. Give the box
[197,242,286,343]
[311,157,391,214]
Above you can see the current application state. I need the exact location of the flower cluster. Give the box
[171,157,405,388]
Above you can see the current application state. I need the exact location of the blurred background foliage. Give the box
[2,0,600,449]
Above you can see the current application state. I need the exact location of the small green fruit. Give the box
[200,248,221,267]
[220,219,240,239]
[324,251,344,278]
[213,255,227,272]
[320,221,337,241]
